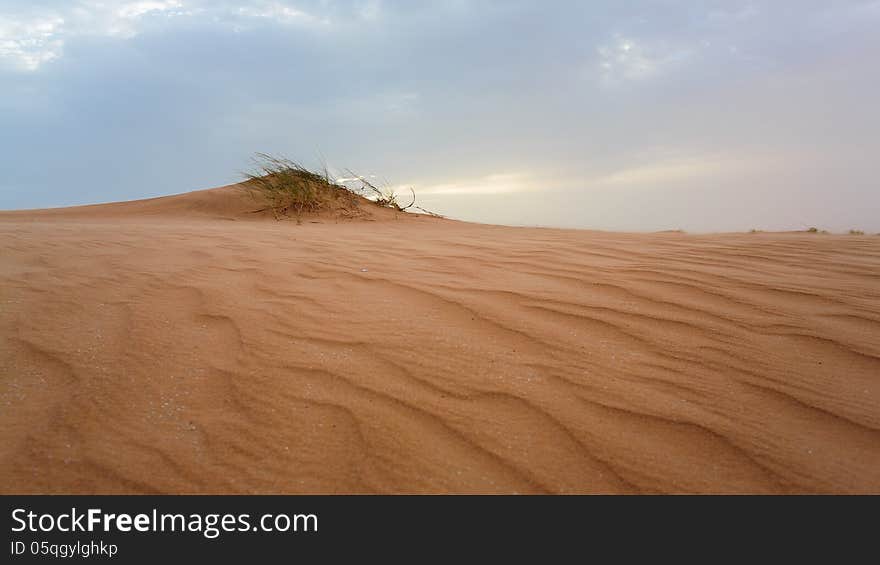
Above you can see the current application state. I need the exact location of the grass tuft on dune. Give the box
[242,153,433,223]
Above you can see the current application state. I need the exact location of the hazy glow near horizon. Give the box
[1,1,878,232]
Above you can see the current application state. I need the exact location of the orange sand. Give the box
[1,186,878,493]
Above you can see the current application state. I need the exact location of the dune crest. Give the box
[1,187,878,493]
[0,183,404,222]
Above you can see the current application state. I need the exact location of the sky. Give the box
[1,1,878,232]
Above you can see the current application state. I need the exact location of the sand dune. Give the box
[1,185,878,493]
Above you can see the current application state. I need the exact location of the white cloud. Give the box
[585,153,765,190]
[116,1,185,20]
[416,173,532,195]
[357,0,382,21]
[0,1,332,71]
[592,159,726,187]
[595,34,695,85]
[91,0,190,38]
[235,2,327,25]
[0,1,188,70]
[0,15,65,70]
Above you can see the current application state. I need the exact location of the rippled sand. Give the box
[1,186,878,493]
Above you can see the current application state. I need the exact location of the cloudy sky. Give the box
[1,1,878,232]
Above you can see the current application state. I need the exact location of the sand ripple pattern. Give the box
[1,211,878,493]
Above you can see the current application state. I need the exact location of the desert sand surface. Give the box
[1,185,878,494]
